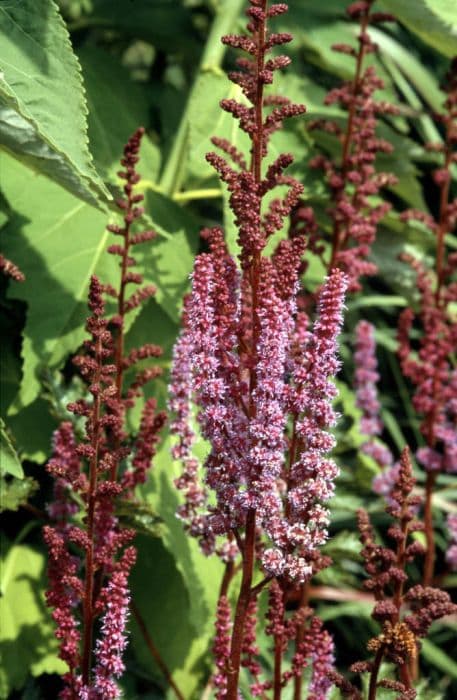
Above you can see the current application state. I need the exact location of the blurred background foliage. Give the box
[0,0,456,698]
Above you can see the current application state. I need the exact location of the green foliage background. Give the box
[0,0,456,698]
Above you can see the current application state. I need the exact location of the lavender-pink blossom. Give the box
[171,246,348,583]
[93,548,136,699]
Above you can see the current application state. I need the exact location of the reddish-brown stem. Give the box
[81,336,103,684]
[226,4,267,697]
[435,136,452,307]
[399,659,413,690]
[21,502,47,520]
[392,483,414,691]
[251,1,266,184]
[368,645,385,700]
[328,7,371,271]
[423,471,437,586]
[421,124,452,587]
[293,582,310,700]
[131,601,185,700]
[226,508,257,699]
[110,197,134,482]
[250,576,271,597]
[273,602,284,700]
[393,525,407,612]
[219,560,236,599]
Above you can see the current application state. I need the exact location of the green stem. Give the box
[159,0,245,195]
[173,188,223,202]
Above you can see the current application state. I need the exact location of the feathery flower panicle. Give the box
[212,596,233,698]
[397,256,457,478]
[302,616,335,700]
[397,59,457,477]
[93,548,136,699]
[170,2,346,696]
[172,249,347,578]
[335,448,456,697]
[397,58,457,586]
[44,129,165,698]
[302,0,398,291]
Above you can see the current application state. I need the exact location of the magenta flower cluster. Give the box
[170,229,347,581]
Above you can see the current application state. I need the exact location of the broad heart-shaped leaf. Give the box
[140,434,224,691]
[0,0,109,207]
[381,0,457,58]
[142,190,200,323]
[130,536,215,697]
[77,46,160,183]
[0,543,66,698]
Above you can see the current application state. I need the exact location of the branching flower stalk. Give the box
[330,448,456,700]
[44,129,166,699]
[289,4,400,688]
[170,2,348,697]
[302,0,398,292]
[397,59,457,586]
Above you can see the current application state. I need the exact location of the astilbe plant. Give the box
[397,58,457,586]
[331,448,456,700]
[43,128,166,699]
[169,2,348,697]
[292,0,398,292]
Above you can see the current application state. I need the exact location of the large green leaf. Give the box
[381,0,457,58]
[143,434,224,630]
[140,435,224,693]
[78,46,160,183]
[187,72,249,182]
[130,536,212,697]
[0,0,108,207]
[1,151,110,409]
[142,190,199,323]
[369,27,444,114]
[421,638,457,679]
[2,151,197,412]
[7,398,58,463]
[0,543,66,698]
[158,0,246,195]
